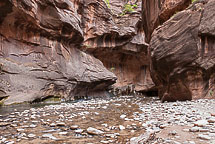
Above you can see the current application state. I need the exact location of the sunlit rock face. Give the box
[150,0,215,102]
[0,0,116,105]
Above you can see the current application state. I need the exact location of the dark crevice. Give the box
[142,90,158,97]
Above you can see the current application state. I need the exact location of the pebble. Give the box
[0,122,10,127]
[169,130,177,136]
[28,134,36,138]
[87,127,104,135]
[42,134,58,140]
[56,122,66,127]
[70,125,79,130]
[208,118,215,123]
[50,123,56,127]
[120,114,126,119]
[75,129,84,134]
[59,131,68,135]
[119,125,125,130]
[17,128,25,132]
[198,134,211,140]
[194,120,208,127]
[189,127,199,132]
[100,140,109,144]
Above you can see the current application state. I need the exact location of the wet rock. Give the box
[70,125,79,130]
[130,132,155,144]
[42,134,58,140]
[198,134,211,140]
[120,115,126,119]
[59,131,68,135]
[189,127,199,132]
[75,129,84,134]
[0,122,10,127]
[17,128,25,132]
[119,125,125,131]
[50,123,56,127]
[56,122,66,127]
[208,118,215,123]
[194,120,208,127]
[28,134,36,138]
[87,127,104,135]
[169,130,177,136]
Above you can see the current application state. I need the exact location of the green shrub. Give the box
[104,0,110,8]
[120,3,137,16]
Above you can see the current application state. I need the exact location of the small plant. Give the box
[120,3,137,16]
[110,67,115,72]
[209,90,213,96]
[104,0,110,8]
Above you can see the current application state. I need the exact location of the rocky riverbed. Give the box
[0,96,215,144]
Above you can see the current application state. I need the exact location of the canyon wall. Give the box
[0,0,202,105]
[150,0,215,101]
[0,0,116,105]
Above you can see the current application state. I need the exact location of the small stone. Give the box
[94,112,99,115]
[70,125,79,130]
[189,127,199,132]
[208,118,215,123]
[42,134,57,140]
[100,140,109,144]
[198,134,211,140]
[0,122,10,127]
[199,128,209,132]
[119,125,125,130]
[56,122,66,127]
[59,131,68,135]
[120,115,126,119]
[211,113,215,117]
[173,141,181,144]
[29,124,37,128]
[28,134,36,138]
[169,130,177,136]
[101,123,108,127]
[194,120,208,127]
[159,124,168,129]
[87,127,104,135]
[50,123,56,127]
[75,129,83,133]
[6,141,14,144]
[17,128,25,132]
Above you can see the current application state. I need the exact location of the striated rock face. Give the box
[80,0,155,94]
[142,0,191,42]
[0,0,116,105]
[150,0,215,102]
[0,0,194,104]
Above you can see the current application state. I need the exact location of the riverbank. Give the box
[0,96,215,144]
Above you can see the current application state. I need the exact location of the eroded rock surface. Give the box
[142,0,191,42]
[0,0,116,105]
[81,0,154,94]
[150,0,215,102]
